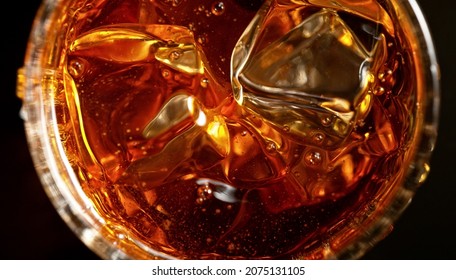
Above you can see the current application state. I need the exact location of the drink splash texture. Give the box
[57,0,417,259]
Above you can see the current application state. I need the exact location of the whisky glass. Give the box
[18,0,439,259]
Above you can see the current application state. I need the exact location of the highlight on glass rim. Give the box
[18,0,440,259]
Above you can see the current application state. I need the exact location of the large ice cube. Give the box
[232,3,386,148]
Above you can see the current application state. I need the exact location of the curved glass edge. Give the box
[22,0,181,260]
[20,0,134,260]
[20,0,440,260]
[332,0,441,260]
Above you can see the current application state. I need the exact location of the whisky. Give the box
[50,0,424,259]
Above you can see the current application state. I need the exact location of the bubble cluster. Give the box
[304,150,322,166]
[196,184,213,204]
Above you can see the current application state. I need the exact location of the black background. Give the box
[1,0,454,260]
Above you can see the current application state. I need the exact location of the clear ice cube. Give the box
[69,24,203,75]
[232,2,386,148]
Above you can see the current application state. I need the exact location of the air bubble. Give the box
[197,35,208,45]
[68,59,86,78]
[304,150,322,166]
[321,116,333,127]
[171,0,182,7]
[265,141,277,153]
[312,132,325,144]
[211,2,225,16]
[373,86,385,96]
[200,77,209,88]
[227,242,236,252]
[169,51,182,61]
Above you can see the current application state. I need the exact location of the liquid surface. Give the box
[56,0,418,259]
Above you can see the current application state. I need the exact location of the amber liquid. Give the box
[55,0,418,259]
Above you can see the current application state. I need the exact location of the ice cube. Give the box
[69,24,203,75]
[232,3,385,148]
[122,92,231,185]
[301,0,394,36]
[142,93,207,139]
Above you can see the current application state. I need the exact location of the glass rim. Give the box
[19,0,441,260]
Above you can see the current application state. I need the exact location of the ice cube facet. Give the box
[232,6,385,148]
